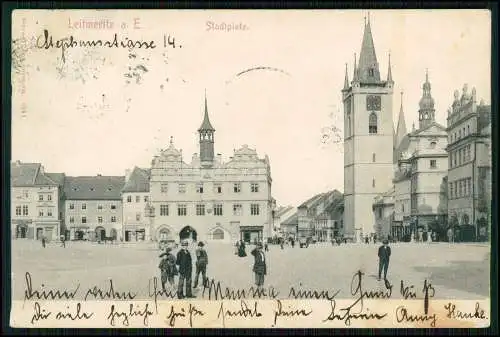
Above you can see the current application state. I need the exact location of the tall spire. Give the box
[395,91,408,148]
[343,63,349,90]
[357,15,380,82]
[387,52,393,83]
[199,90,215,132]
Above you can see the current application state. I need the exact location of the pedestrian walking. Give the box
[41,236,46,248]
[291,238,295,248]
[176,240,194,299]
[377,239,391,281]
[251,242,267,289]
[264,243,269,252]
[447,227,454,243]
[238,240,247,257]
[193,242,208,288]
[60,235,66,248]
[159,247,177,292]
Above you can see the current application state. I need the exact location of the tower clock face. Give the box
[366,95,381,111]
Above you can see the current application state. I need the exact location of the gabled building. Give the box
[149,94,274,244]
[446,84,491,241]
[64,175,125,241]
[390,71,449,241]
[11,161,65,241]
[273,205,296,238]
[121,167,151,241]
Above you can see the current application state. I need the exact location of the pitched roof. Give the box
[357,20,381,82]
[298,192,325,209]
[395,96,407,149]
[122,167,150,193]
[64,176,125,200]
[282,213,298,226]
[45,173,65,186]
[10,162,40,186]
[198,95,215,131]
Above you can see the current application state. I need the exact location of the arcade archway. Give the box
[179,226,197,242]
[95,226,105,241]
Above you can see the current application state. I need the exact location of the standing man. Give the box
[251,242,267,289]
[377,239,391,281]
[41,235,46,248]
[176,240,194,299]
[60,235,66,248]
[193,242,208,288]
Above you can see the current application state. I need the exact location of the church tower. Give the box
[418,69,436,129]
[198,92,215,168]
[343,16,394,241]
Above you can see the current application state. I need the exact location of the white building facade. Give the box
[148,97,274,244]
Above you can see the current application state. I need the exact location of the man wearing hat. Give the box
[251,242,267,289]
[193,241,208,288]
[377,239,391,281]
[159,247,177,292]
[176,240,195,299]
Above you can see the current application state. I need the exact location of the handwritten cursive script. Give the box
[24,272,80,302]
[217,300,262,327]
[107,303,154,327]
[273,300,312,326]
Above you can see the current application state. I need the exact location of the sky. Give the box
[11,9,491,207]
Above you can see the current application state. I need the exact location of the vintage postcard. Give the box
[9,9,492,328]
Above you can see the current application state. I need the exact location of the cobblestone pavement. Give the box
[11,240,490,300]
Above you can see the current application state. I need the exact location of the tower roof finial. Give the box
[387,51,393,83]
[170,136,174,146]
[358,12,380,82]
[199,91,215,132]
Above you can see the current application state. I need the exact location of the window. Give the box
[196,183,204,194]
[467,125,470,135]
[233,204,243,216]
[459,180,462,197]
[38,194,43,201]
[402,203,405,213]
[372,178,376,187]
[251,183,259,193]
[178,183,186,194]
[369,68,374,77]
[39,210,44,217]
[430,160,437,169]
[22,205,28,216]
[450,183,454,199]
[372,153,376,162]
[144,196,149,202]
[449,156,452,168]
[111,204,116,210]
[467,145,471,161]
[459,130,462,139]
[214,204,223,216]
[178,204,187,216]
[369,113,378,134]
[69,216,74,224]
[15,206,22,216]
[47,209,52,217]
[251,204,260,216]
[161,183,168,193]
[136,195,140,203]
[214,184,222,194]
[136,213,141,221]
[196,204,205,216]
[233,183,241,193]
[69,203,74,210]
[111,216,117,223]
[98,216,103,224]
[127,195,132,203]
[82,216,87,224]
[160,204,169,216]
[430,142,437,149]
[82,203,87,210]
[47,194,52,201]
[453,151,457,167]
[97,204,103,211]
[468,178,472,196]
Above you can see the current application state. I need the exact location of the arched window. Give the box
[369,68,374,77]
[369,113,378,134]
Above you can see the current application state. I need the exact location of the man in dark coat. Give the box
[251,242,267,289]
[176,240,194,299]
[193,242,208,288]
[378,239,391,281]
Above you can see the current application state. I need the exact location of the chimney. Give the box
[216,153,222,165]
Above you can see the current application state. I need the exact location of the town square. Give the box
[9,9,492,328]
[12,239,489,301]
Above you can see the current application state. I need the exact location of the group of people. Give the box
[158,240,209,299]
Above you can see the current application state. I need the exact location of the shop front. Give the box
[124,225,147,242]
[34,221,60,241]
[240,225,264,244]
[12,219,32,239]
